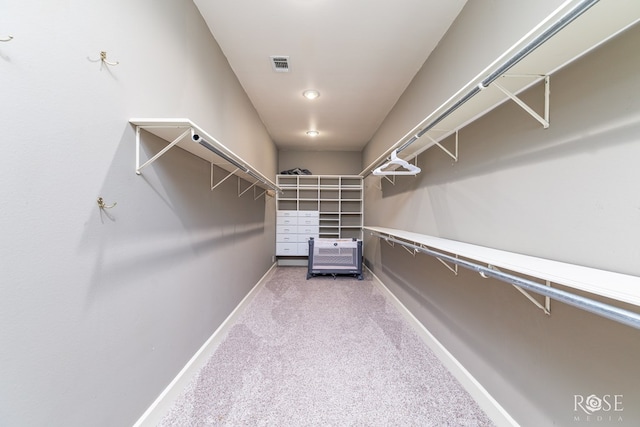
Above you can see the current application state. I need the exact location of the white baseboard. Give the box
[367,267,519,427]
[132,263,278,427]
[276,257,307,266]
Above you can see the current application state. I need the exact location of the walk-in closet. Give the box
[2,1,639,426]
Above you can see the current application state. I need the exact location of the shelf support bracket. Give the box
[402,244,417,256]
[480,265,551,315]
[425,129,458,162]
[431,247,459,276]
[238,178,259,197]
[374,174,395,191]
[375,178,382,190]
[135,127,191,175]
[210,164,240,191]
[254,186,266,200]
[544,280,552,313]
[492,75,550,129]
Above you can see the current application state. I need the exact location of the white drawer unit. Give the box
[276,216,298,226]
[276,210,319,256]
[298,211,319,218]
[296,234,319,242]
[297,225,319,234]
[297,216,319,226]
[276,242,298,256]
[276,225,298,235]
[297,243,310,256]
[277,234,298,243]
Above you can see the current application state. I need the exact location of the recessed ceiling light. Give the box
[303,90,320,100]
[306,130,319,137]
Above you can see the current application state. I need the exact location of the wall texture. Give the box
[363,12,640,427]
[0,1,277,426]
[279,150,363,176]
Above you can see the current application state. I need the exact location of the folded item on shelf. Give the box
[280,167,312,175]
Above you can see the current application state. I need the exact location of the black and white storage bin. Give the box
[307,237,363,280]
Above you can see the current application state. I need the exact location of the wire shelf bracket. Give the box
[210,164,239,191]
[424,129,459,162]
[480,264,551,315]
[135,126,191,175]
[492,74,550,129]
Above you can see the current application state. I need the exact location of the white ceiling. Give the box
[193,0,467,152]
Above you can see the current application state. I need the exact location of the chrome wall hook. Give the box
[1,35,13,42]
[99,51,119,66]
[97,197,117,209]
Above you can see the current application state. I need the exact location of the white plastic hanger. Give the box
[372,149,421,176]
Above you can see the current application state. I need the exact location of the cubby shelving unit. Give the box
[276,175,363,258]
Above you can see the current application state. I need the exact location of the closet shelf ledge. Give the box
[130,118,280,193]
[364,226,640,308]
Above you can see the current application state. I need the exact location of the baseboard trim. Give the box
[367,267,519,427]
[132,263,278,427]
[276,257,307,266]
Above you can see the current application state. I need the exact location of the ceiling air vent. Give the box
[270,55,290,72]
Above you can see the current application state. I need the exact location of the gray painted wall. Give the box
[279,150,362,176]
[363,15,640,427]
[363,0,569,170]
[0,1,276,426]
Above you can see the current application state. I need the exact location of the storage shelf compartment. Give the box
[341,177,362,187]
[320,189,340,199]
[320,218,340,223]
[278,176,298,186]
[320,232,340,238]
[298,176,319,187]
[320,200,339,212]
[299,189,318,197]
[278,200,297,210]
[340,229,363,239]
[277,175,363,244]
[341,216,363,227]
[299,201,319,211]
[279,189,297,198]
[340,192,362,201]
[320,177,340,187]
[340,201,363,213]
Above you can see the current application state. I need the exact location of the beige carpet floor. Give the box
[159,266,494,426]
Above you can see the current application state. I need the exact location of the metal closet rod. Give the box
[192,133,280,193]
[386,0,600,160]
[371,232,640,330]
